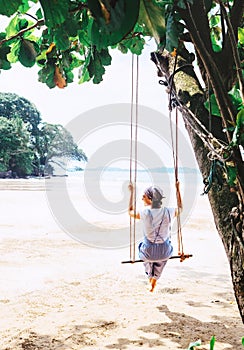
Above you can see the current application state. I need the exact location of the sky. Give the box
[0,28,196,169]
[0,40,168,125]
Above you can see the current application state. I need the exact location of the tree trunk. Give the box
[151,51,244,323]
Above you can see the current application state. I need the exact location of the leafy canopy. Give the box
[0,0,242,90]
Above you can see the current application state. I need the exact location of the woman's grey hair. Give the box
[144,186,165,208]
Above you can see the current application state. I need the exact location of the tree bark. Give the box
[151,51,244,323]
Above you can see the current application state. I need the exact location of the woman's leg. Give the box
[149,260,168,292]
[152,260,168,280]
[143,261,153,279]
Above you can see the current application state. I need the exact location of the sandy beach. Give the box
[0,178,243,350]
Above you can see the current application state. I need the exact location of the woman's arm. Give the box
[128,183,140,219]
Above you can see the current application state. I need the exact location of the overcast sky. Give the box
[0,40,168,124]
[0,32,196,169]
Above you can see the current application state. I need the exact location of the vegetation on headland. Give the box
[0,0,244,323]
[0,93,87,177]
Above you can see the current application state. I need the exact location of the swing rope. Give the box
[168,52,189,261]
[129,54,139,262]
[122,52,192,265]
[169,105,185,259]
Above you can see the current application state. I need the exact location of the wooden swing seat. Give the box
[121,254,193,264]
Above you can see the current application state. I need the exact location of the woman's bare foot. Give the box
[150,278,157,292]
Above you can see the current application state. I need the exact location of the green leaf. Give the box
[0,32,6,41]
[79,68,91,84]
[53,27,70,50]
[228,86,243,111]
[36,8,43,20]
[211,38,222,53]
[121,35,145,55]
[204,94,221,117]
[39,0,69,27]
[89,0,140,49]
[18,39,38,67]
[139,0,166,45]
[0,46,11,70]
[165,11,184,52]
[64,16,80,37]
[83,47,112,84]
[64,69,74,83]
[5,15,19,39]
[0,0,22,17]
[210,15,220,27]
[210,21,222,52]
[18,0,31,14]
[242,336,244,346]
[88,50,105,84]
[238,28,244,45]
[7,40,21,63]
[78,10,92,46]
[17,18,29,31]
[117,42,128,54]
[38,63,56,88]
[226,163,237,187]
[99,48,112,66]
[232,108,244,146]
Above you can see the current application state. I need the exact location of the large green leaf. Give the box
[0,0,22,17]
[18,39,38,67]
[139,0,166,45]
[89,0,140,50]
[165,11,184,52]
[39,0,69,27]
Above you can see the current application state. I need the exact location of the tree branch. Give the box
[0,19,44,46]
[217,0,244,86]
[217,0,244,103]
[182,2,236,135]
[229,0,244,35]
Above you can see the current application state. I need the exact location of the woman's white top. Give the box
[140,207,175,243]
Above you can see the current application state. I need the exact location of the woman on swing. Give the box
[128,183,182,292]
